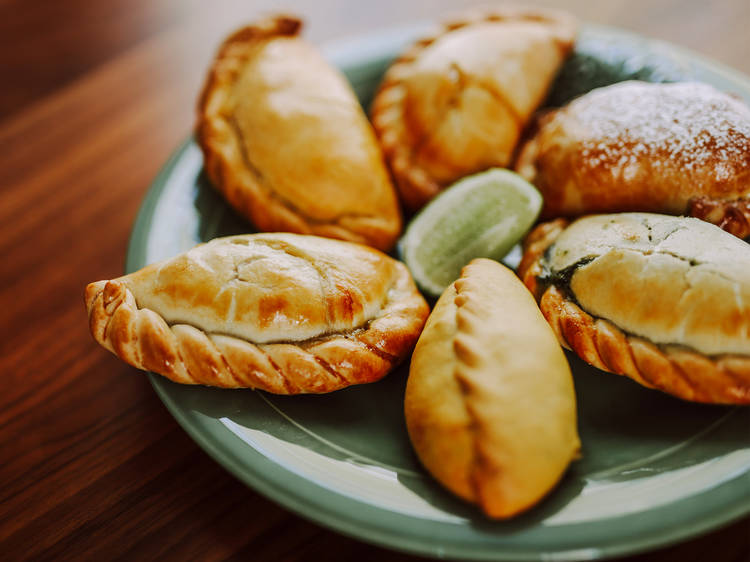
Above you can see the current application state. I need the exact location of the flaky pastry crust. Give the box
[197,16,402,251]
[371,6,576,211]
[515,81,750,236]
[85,234,429,393]
[405,259,580,518]
[519,216,750,404]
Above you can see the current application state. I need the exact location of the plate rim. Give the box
[126,22,750,561]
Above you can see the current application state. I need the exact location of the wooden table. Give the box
[1,1,748,560]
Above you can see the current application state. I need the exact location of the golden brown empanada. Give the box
[371,7,576,211]
[197,16,402,251]
[405,259,580,518]
[85,233,429,393]
[519,213,750,404]
[515,81,750,236]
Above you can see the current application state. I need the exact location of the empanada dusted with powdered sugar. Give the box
[197,16,402,251]
[519,213,750,404]
[404,259,580,518]
[515,81,750,238]
[371,6,576,211]
[85,233,429,393]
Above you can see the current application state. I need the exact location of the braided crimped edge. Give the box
[518,220,750,404]
[688,196,750,240]
[451,274,507,517]
[85,262,429,394]
[370,6,576,212]
[437,259,578,517]
[195,15,400,252]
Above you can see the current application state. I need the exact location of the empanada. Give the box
[519,213,750,404]
[197,16,402,251]
[85,233,429,393]
[405,259,580,518]
[515,81,750,237]
[371,7,576,211]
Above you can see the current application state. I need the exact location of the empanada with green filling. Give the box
[519,213,750,404]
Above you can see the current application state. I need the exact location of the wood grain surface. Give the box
[1,1,748,560]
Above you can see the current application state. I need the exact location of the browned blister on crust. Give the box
[371,7,576,211]
[519,214,750,404]
[688,196,750,240]
[85,233,429,394]
[196,16,402,251]
[515,81,750,238]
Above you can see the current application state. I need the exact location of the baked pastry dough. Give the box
[519,213,750,404]
[85,233,429,393]
[689,196,750,240]
[197,16,402,251]
[515,81,750,235]
[405,259,580,518]
[371,7,576,211]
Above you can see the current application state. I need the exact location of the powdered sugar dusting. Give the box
[574,81,750,180]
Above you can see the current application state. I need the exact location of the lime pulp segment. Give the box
[401,169,542,296]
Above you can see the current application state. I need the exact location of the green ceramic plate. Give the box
[126,24,750,561]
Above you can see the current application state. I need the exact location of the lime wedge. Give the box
[399,168,542,297]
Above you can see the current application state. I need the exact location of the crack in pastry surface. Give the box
[539,215,750,356]
[85,234,429,393]
[134,236,394,343]
[519,214,750,403]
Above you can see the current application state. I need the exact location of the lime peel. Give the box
[400,168,542,296]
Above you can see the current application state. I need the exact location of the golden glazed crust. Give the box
[515,81,750,232]
[519,214,750,404]
[197,16,402,251]
[85,233,429,393]
[404,259,580,518]
[371,7,576,211]
[689,196,750,240]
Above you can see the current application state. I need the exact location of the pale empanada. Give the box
[85,233,429,393]
[515,81,750,238]
[371,7,576,211]
[519,213,750,404]
[197,16,402,251]
[405,259,580,518]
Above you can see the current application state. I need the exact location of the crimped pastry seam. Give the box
[196,15,400,251]
[688,196,750,240]
[371,6,575,211]
[519,221,750,404]
[85,262,428,394]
